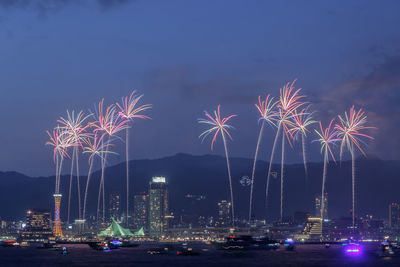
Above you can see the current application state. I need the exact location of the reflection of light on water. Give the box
[344,243,362,256]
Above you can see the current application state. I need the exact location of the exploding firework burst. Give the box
[92,99,129,223]
[248,94,278,223]
[314,119,341,221]
[116,90,152,226]
[198,105,237,227]
[265,79,306,222]
[335,105,375,229]
[58,110,92,222]
[82,133,116,220]
[288,107,316,178]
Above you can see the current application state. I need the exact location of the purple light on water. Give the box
[345,245,362,256]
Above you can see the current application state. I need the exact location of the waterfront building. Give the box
[295,217,322,241]
[148,176,168,237]
[109,192,121,221]
[133,192,149,231]
[315,193,328,219]
[216,200,231,227]
[389,203,400,229]
[21,209,53,242]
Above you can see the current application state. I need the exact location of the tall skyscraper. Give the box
[217,200,231,227]
[148,177,168,237]
[389,203,400,228]
[315,193,328,219]
[133,192,149,231]
[109,192,121,221]
[22,209,52,242]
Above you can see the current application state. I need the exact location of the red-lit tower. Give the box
[53,194,63,236]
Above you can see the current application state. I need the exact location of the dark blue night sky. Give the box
[0,0,399,176]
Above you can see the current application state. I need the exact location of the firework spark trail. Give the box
[92,99,128,223]
[301,134,308,177]
[351,143,355,229]
[67,148,75,224]
[249,94,278,224]
[249,121,264,223]
[221,130,235,227]
[58,110,91,221]
[198,105,236,227]
[46,127,72,194]
[288,107,316,181]
[280,131,285,221]
[75,148,81,219]
[117,91,152,226]
[97,139,109,224]
[314,119,340,222]
[335,105,375,229]
[82,133,115,220]
[82,157,94,221]
[265,80,305,221]
[265,123,281,218]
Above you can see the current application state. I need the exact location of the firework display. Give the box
[314,119,340,220]
[248,94,278,223]
[45,81,375,236]
[92,99,129,223]
[58,110,92,224]
[198,105,237,227]
[335,106,375,229]
[117,91,152,226]
[45,92,151,231]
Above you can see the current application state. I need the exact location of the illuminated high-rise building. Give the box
[109,192,121,220]
[389,203,400,228]
[315,193,328,219]
[217,200,231,227]
[148,177,168,237]
[133,192,149,231]
[22,209,53,242]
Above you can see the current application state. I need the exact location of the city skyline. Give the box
[0,1,399,265]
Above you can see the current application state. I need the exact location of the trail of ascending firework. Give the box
[46,127,73,193]
[248,95,277,224]
[314,119,340,221]
[46,126,74,236]
[58,110,92,222]
[82,133,115,220]
[265,80,305,221]
[117,90,152,227]
[92,99,128,223]
[335,106,375,229]
[198,105,237,227]
[288,107,316,180]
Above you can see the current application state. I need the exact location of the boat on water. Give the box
[88,239,140,250]
[376,241,395,257]
[0,240,18,247]
[214,235,280,251]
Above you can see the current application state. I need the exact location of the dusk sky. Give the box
[0,0,399,176]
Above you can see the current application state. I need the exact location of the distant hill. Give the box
[0,153,399,221]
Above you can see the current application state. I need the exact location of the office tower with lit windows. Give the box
[217,200,231,227]
[148,177,168,237]
[21,209,53,242]
[109,192,121,221]
[133,192,149,231]
[315,193,328,219]
[389,203,400,229]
